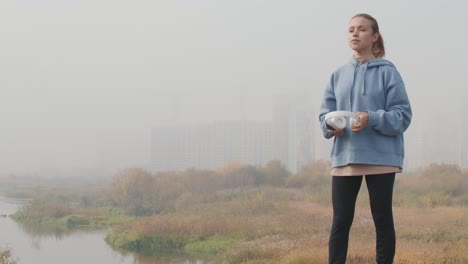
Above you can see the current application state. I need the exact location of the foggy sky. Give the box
[0,0,467,174]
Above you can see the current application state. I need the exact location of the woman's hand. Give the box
[328,129,345,136]
[351,112,369,132]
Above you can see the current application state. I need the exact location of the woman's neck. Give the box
[354,52,376,64]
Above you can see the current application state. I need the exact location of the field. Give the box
[4,162,468,263]
[106,188,468,264]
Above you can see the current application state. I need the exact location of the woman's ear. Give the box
[372,32,380,43]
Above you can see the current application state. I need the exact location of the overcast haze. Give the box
[0,0,466,174]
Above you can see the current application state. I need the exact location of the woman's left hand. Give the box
[351,112,369,132]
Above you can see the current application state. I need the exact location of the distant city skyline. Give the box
[0,1,466,174]
[150,91,468,173]
[150,92,314,173]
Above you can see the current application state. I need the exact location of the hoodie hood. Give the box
[349,57,395,95]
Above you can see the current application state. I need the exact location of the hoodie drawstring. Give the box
[361,63,368,95]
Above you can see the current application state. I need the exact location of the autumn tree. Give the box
[261,160,290,186]
[216,162,264,188]
[111,168,157,216]
[286,160,331,189]
[181,168,219,194]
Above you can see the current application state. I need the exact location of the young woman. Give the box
[319,14,412,264]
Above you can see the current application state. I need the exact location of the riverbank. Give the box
[5,162,468,263]
[11,200,133,229]
[103,193,468,264]
[12,187,467,263]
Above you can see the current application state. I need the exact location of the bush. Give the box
[398,163,466,194]
[0,247,16,264]
[396,163,468,206]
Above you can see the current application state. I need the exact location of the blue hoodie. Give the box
[319,57,412,168]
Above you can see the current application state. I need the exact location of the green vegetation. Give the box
[9,185,133,230]
[3,161,468,263]
[11,200,133,229]
[105,230,236,258]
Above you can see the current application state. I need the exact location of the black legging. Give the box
[329,173,396,264]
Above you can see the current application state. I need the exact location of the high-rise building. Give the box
[150,124,210,171]
[459,102,468,168]
[150,121,273,171]
[313,108,334,162]
[287,105,315,173]
[150,91,318,173]
[210,121,274,168]
[273,92,315,172]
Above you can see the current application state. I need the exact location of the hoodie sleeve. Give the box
[367,69,412,136]
[319,74,336,139]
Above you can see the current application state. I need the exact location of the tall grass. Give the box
[106,195,468,263]
[0,247,16,264]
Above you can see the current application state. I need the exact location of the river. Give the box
[0,197,207,264]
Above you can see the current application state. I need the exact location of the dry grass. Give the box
[219,205,467,263]
[115,198,468,263]
[0,247,16,264]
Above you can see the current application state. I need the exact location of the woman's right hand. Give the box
[328,129,345,136]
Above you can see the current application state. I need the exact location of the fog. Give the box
[0,0,466,175]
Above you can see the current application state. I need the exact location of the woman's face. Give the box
[348,16,379,55]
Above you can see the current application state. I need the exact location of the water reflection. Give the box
[135,257,207,264]
[15,221,108,250]
[0,197,208,264]
[15,220,106,241]
[114,247,209,264]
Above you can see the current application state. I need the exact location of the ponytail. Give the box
[373,34,385,58]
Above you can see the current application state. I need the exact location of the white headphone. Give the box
[324,111,360,130]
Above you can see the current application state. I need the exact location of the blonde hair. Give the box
[352,14,385,58]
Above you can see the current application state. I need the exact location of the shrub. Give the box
[0,247,16,264]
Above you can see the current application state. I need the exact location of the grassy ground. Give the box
[220,204,468,263]
[6,162,467,263]
[105,191,468,264]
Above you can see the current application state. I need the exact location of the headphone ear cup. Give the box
[349,117,360,128]
[326,117,346,130]
[349,117,356,128]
